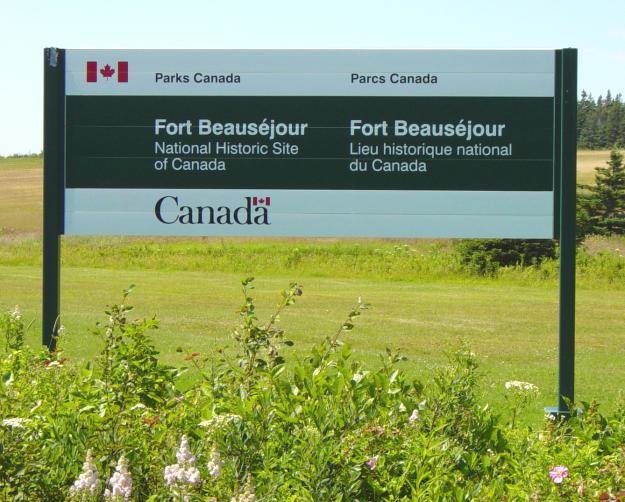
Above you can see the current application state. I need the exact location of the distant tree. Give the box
[607,93,624,147]
[578,149,625,236]
[578,91,598,148]
[577,91,625,149]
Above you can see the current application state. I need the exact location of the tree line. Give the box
[577,90,625,149]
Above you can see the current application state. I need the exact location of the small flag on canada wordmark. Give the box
[252,197,271,206]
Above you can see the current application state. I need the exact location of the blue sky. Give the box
[1,0,624,155]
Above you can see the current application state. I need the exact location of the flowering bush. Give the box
[104,455,132,501]
[69,449,99,499]
[504,379,540,428]
[164,435,201,499]
[0,280,624,500]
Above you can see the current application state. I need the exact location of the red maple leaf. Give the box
[100,64,115,79]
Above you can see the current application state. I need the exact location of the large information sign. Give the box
[44,48,577,416]
[59,50,557,238]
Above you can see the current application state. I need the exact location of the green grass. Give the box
[3,236,625,289]
[1,239,625,422]
[1,154,625,424]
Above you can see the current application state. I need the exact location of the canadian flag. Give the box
[86,61,128,83]
[252,196,271,206]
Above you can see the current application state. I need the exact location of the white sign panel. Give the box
[62,49,557,238]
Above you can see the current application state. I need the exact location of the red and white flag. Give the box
[252,196,271,206]
[86,61,128,83]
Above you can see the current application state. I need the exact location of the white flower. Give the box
[207,446,223,478]
[57,324,67,336]
[69,449,99,498]
[45,360,64,369]
[199,413,242,435]
[164,436,201,492]
[352,371,369,384]
[231,474,255,502]
[104,455,132,501]
[504,380,539,393]
[408,409,419,424]
[129,403,146,411]
[10,305,21,321]
[176,435,195,465]
[2,417,30,429]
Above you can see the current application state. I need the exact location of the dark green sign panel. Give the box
[66,96,554,191]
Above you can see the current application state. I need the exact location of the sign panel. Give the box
[62,50,557,237]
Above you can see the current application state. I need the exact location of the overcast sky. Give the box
[1,0,624,156]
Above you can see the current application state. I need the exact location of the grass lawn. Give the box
[2,252,625,423]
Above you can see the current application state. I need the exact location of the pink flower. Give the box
[549,465,569,484]
[366,455,379,471]
[104,455,132,500]
[69,449,99,498]
[164,435,201,492]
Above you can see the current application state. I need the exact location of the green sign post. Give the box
[553,48,577,416]
[43,48,577,415]
[43,48,64,351]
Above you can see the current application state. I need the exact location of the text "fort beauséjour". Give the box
[154,119,508,142]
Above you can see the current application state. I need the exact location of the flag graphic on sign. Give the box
[252,197,271,206]
[86,61,128,83]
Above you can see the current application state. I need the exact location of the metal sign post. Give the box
[42,48,65,351]
[547,48,577,416]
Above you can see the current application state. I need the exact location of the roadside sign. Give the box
[43,48,577,416]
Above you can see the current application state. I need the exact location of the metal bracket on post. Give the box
[49,47,59,67]
[42,48,65,351]
[546,48,577,419]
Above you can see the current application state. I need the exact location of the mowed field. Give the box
[0,157,43,234]
[577,149,613,185]
[1,152,624,422]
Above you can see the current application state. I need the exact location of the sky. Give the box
[1,0,625,156]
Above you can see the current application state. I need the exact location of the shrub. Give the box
[1,283,624,500]
[455,239,557,276]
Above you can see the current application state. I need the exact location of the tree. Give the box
[577,91,625,149]
[578,149,625,236]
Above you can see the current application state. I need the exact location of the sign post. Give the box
[551,48,577,416]
[42,48,577,411]
[42,48,65,351]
